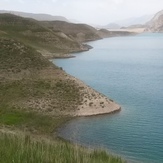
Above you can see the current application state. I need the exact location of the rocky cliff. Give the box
[146,10,163,32]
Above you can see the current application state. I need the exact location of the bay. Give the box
[53,33,163,163]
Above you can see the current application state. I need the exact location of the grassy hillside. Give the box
[41,20,101,42]
[0,132,125,163]
[0,37,83,133]
[0,37,126,163]
[0,14,82,55]
[0,38,50,72]
[0,14,126,162]
[0,13,135,58]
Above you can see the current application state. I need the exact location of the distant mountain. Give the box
[114,15,153,27]
[97,29,136,38]
[103,23,121,29]
[146,10,163,32]
[0,10,69,22]
[122,24,146,29]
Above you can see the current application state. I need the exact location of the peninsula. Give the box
[0,13,131,163]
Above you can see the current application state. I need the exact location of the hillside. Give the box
[0,13,135,59]
[146,10,163,32]
[0,36,120,117]
[0,36,123,162]
[41,20,101,42]
[0,11,126,162]
[0,14,91,58]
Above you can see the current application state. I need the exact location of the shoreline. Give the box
[52,37,122,117]
[63,73,121,117]
[53,38,124,161]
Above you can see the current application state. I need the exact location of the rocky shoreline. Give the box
[67,75,121,117]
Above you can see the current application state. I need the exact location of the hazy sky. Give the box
[1,0,163,24]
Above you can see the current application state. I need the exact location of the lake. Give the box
[53,33,163,163]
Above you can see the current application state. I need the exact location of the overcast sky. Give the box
[1,0,163,24]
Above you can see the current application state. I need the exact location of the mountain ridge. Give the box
[0,10,69,22]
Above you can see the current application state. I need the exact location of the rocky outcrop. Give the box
[146,10,163,32]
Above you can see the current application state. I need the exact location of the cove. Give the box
[52,33,163,163]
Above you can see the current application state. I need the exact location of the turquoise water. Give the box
[53,33,163,163]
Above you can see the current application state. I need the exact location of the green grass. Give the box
[0,132,126,163]
[0,105,70,134]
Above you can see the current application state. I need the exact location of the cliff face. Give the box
[146,10,163,32]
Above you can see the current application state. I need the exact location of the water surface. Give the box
[53,33,163,163]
